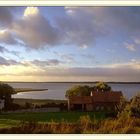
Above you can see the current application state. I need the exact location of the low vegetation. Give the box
[0,115,139,134]
[0,112,105,129]
[0,82,139,133]
[0,93,139,134]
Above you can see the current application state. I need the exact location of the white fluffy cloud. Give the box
[23,7,39,17]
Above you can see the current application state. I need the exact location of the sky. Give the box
[0,6,140,82]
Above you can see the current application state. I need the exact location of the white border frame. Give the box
[0,1,140,6]
[0,134,140,139]
[0,1,140,139]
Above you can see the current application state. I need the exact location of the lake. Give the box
[7,82,140,100]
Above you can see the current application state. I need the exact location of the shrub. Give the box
[0,82,16,110]
[119,93,140,118]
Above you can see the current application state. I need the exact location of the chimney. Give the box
[90,91,93,96]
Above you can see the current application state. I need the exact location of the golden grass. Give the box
[0,114,139,134]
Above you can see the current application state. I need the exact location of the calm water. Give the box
[7,82,140,100]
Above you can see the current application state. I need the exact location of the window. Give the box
[96,106,100,111]
[101,106,104,111]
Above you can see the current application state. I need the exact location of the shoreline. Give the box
[15,88,48,93]
[5,81,140,84]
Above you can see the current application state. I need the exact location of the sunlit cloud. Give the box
[23,7,39,17]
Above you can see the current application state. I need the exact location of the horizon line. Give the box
[1,81,140,83]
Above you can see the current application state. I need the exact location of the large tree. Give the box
[0,82,16,110]
[65,85,91,98]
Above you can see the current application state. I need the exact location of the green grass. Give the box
[0,119,19,128]
[13,98,67,106]
[0,111,105,128]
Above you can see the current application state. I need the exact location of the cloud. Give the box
[78,7,140,34]
[61,7,140,48]
[124,42,136,52]
[0,45,19,57]
[57,8,107,47]
[31,59,62,67]
[0,29,17,45]
[12,7,60,49]
[40,63,140,78]
[23,7,39,17]
[53,51,75,63]
[1,7,140,50]
[0,56,20,66]
[10,62,139,82]
[0,59,139,82]
[0,7,13,27]
[0,54,62,67]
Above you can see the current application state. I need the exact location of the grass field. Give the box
[13,98,67,106]
[0,111,105,128]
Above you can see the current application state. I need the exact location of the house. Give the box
[68,91,123,111]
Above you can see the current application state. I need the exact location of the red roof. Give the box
[69,91,123,104]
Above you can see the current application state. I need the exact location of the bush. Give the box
[0,82,16,110]
[93,82,111,92]
[119,93,140,118]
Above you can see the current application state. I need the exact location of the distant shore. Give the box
[15,88,48,93]
[6,81,140,84]
[13,98,66,106]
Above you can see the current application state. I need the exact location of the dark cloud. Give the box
[31,59,62,66]
[0,7,13,27]
[0,30,17,45]
[12,8,60,49]
[0,56,20,66]
[0,54,62,67]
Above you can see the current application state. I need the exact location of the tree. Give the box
[117,96,128,117]
[93,82,111,92]
[65,85,91,98]
[119,93,140,118]
[128,93,140,118]
[0,82,16,110]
